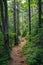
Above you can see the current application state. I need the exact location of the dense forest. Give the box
[0,0,43,65]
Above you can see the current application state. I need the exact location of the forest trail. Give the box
[8,37,27,65]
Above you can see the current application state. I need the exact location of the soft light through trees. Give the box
[0,0,43,65]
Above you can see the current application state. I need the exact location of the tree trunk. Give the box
[38,0,41,45]
[28,0,31,41]
[17,2,20,35]
[14,0,18,45]
[0,0,9,54]
[39,0,41,28]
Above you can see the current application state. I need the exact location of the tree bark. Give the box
[38,0,43,46]
[17,2,20,35]
[14,0,18,45]
[28,0,31,41]
[0,0,9,54]
[39,0,41,28]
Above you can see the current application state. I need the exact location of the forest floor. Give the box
[8,37,27,65]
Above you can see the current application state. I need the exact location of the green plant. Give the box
[26,47,43,65]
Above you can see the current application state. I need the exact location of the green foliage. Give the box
[22,28,43,65]
[0,32,10,65]
[9,32,14,47]
[22,2,43,64]
[0,0,43,65]
[26,47,43,65]
[21,21,28,37]
[0,32,4,45]
[22,29,27,37]
[22,41,43,65]
[22,42,30,54]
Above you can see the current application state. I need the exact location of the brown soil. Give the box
[8,37,27,65]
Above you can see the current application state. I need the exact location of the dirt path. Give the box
[8,37,27,65]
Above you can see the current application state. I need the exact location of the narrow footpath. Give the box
[8,37,27,65]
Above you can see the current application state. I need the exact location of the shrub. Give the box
[26,47,43,65]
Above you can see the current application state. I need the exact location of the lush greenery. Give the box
[0,0,43,65]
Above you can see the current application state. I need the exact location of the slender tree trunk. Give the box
[38,0,41,45]
[14,0,16,45]
[15,1,19,45]
[38,0,43,46]
[17,2,20,35]
[15,1,20,45]
[0,0,5,33]
[4,0,9,54]
[0,0,9,54]
[39,0,41,28]
[14,0,18,45]
[28,0,31,41]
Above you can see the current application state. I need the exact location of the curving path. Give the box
[8,37,27,65]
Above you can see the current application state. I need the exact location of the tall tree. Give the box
[38,0,42,45]
[17,1,20,35]
[4,0,9,54]
[28,0,31,41]
[0,0,9,54]
[14,0,18,45]
[15,1,19,45]
[39,0,41,28]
